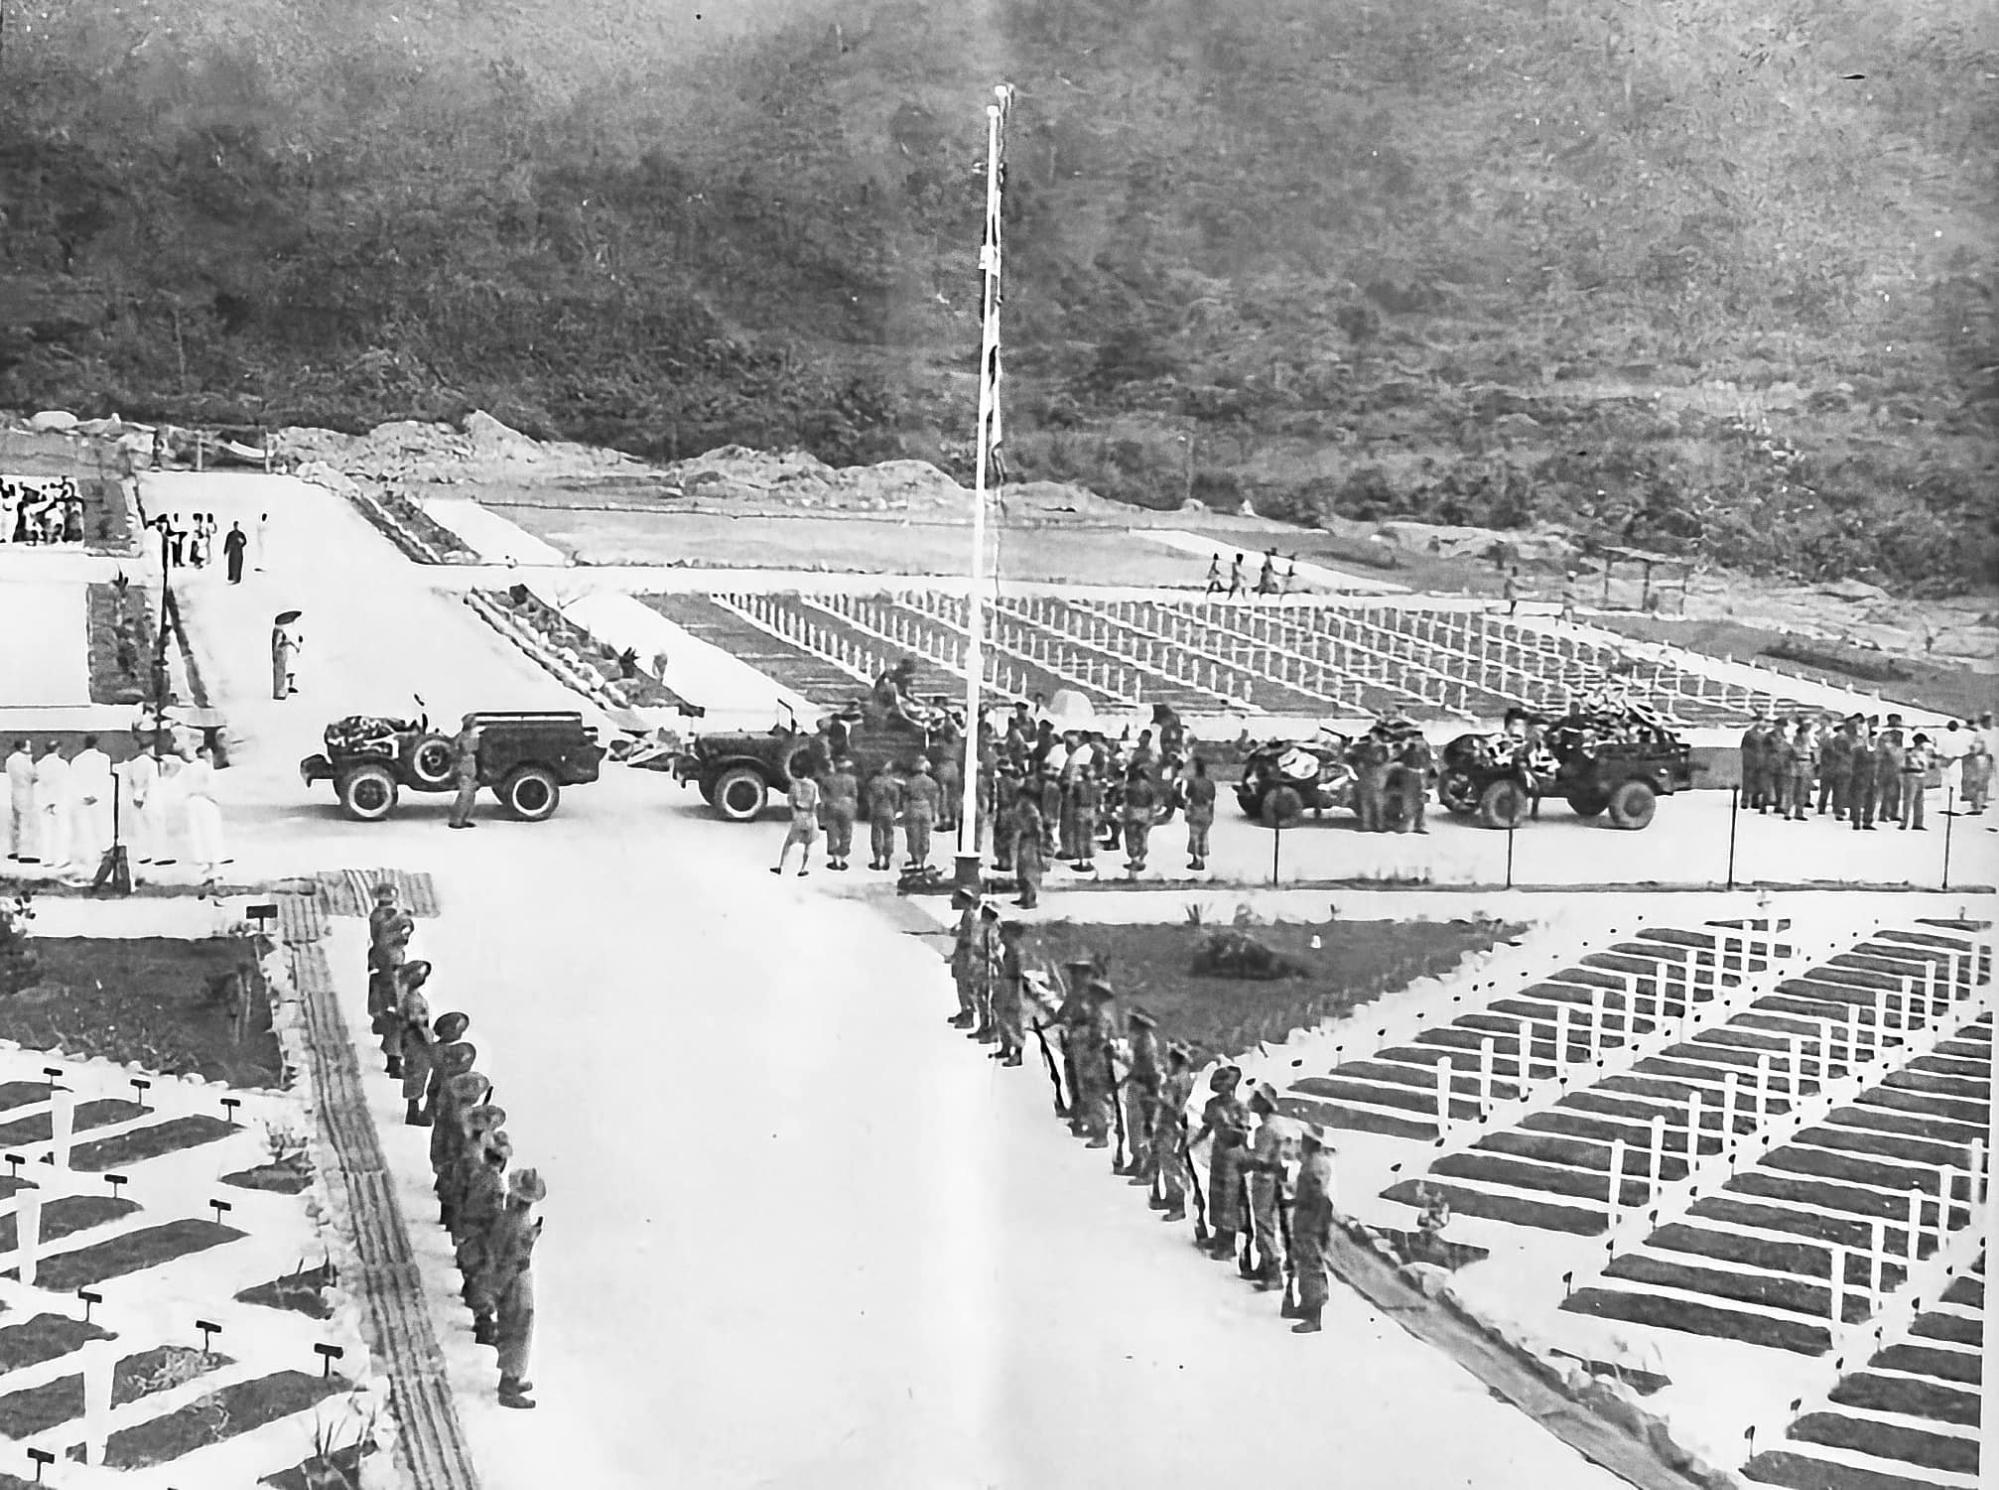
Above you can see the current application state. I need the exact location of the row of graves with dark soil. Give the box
[0,891,386,1488]
[1238,901,1989,1490]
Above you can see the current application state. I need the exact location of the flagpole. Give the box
[954,85,1012,894]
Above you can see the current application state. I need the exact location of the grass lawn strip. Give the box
[1026,918,1519,1061]
[1760,1146,1950,1195]
[1379,1177,1602,1234]
[1789,1412,1977,1475]
[1792,1123,1974,1171]
[0,1371,82,1437]
[1646,1222,1905,1290]
[1602,1251,1865,1322]
[1870,1342,1979,1385]
[1433,1151,1650,1207]
[1729,1172,1948,1235]
[1829,1104,1984,1148]
[1273,1095,1432,1141]
[0,1195,138,1252]
[1688,1196,1920,1255]
[235,1261,335,1320]
[1523,1107,1725,1156]
[67,1114,240,1172]
[1938,1273,1982,1308]
[1564,1286,1829,1353]
[97,1369,343,1469]
[1743,1446,1954,1490]
[1474,1128,1693,1182]
[2,937,280,1090]
[0,1344,228,1437]
[0,1313,113,1373]
[1909,1312,1979,1347]
[220,1161,313,1194]
[1829,1372,1979,1427]
[0,1098,146,1149]
[0,1083,58,1113]
[26,1218,244,1292]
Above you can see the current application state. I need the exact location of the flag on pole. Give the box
[978,88,1012,494]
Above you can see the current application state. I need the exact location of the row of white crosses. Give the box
[1193,602,1447,714]
[1573,924,1994,1293]
[916,593,1137,705]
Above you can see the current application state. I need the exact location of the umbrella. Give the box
[273,609,302,626]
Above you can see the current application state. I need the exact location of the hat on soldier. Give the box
[438,1042,478,1075]
[445,1071,488,1102]
[1301,1123,1333,1149]
[1887,713,1903,725]
[372,882,399,903]
[433,1011,470,1042]
[510,1168,548,1203]
[402,990,431,1023]
[1249,1080,1279,1107]
[1085,978,1116,1001]
[467,1103,507,1132]
[1128,1005,1158,1029]
[485,1131,514,1161]
[953,885,977,907]
[397,959,432,990]
[915,758,932,773]
[1064,959,1096,982]
[1208,1064,1242,1091]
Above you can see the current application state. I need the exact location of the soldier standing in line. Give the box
[1012,790,1046,909]
[1289,1125,1339,1333]
[473,1169,546,1410]
[821,756,859,871]
[1395,732,1433,834]
[444,1104,507,1257]
[1817,716,1850,818]
[1875,715,1906,826]
[1037,762,1063,856]
[936,749,962,837]
[971,899,1004,1049]
[1848,720,1879,831]
[989,765,1017,874]
[1181,757,1216,869]
[1120,1006,1162,1184]
[947,888,982,1031]
[1901,733,1933,830]
[1237,1082,1300,1292]
[451,1116,510,1336]
[430,1057,487,1226]
[1192,1066,1249,1261]
[1121,766,1159,877]
[1787,718,1816,822]
[864,760,902,871]
[421,1013,471,1123]
[368,907,416,1066]
[1054,960,1094,1132]
[1767,717,1797,819]
[902,758,940,871]
[1074,977,1120,1154]
[1071,766,1102,874]
[1740,713,1769,813]
[398,983,436,1124]
[1960,736,1991,814]
[446,718,483,830]
[384,959,431,1076]
[1353,731,1391,833]
[991,912,1024,1067]
[1150,1043,1195,1222]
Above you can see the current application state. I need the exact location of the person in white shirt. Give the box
[120,750,159,868]
[1932,719,1970,804]
[33,743,71,871]
[253,512,269,571]
[147,752,183,869]
[181,744,227,884]
[66,735,113,868]
[5,740,34,861]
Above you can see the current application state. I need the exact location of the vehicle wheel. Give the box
[712,766,770,823]
[338,764,399,823]
[500,766,562,822]
[1477,778,1529,830]
[408,734,458,789]
[1607,780,1658,831]
[1439,769,1479,817]
[1568,789,1611,818]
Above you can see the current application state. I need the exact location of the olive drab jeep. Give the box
[1438,699,1694,830]
[671,701,963,822]
[300,701,604,822]
[1234,716,1431,825]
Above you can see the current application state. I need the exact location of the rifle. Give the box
[1029,1022,1067,1115]
[1180,1125,1209,1244]
[1277,1190,1298,1313]
[1106,1050,1127,1170]
[1238,1156,1259,1278]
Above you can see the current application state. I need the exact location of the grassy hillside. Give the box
[1,0,1994,589]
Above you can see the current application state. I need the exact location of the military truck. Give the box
[1438,700,1693,830]
[301,704,604,822]
[672,703,961,822]
[1234,717,1431,824]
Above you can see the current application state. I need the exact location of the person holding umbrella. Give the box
[271,611,302,700]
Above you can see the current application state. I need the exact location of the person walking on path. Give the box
[1204,554,1224,595]
[270,616,300,700]
[33,741,70,873]
[820,757,858,871]
[445,719,484,829]
[252,512,269,571]
[864,762,901,872]
[222,522,248,583]
[1179,756,1216,869]
[5,740,34,863]
[1288,1125,1339,1334]
[1502,567,1521,617]
[1225,553,1245,599]
[772,771,822,877]
[1256,548,1279,597]
[181,743,228,884]
[474,1168,546,1410]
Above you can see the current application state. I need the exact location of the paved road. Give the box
[147,469,1629,1490]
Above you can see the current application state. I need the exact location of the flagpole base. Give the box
[953,853,984,896]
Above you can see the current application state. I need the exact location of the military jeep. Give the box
[1234,717,1431,824]
[1438,700,1693,830]
[301,705,604,822]
[672,703,961,822]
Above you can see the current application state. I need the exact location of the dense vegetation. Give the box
[1,0,1993,588]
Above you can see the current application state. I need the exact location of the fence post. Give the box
[1829,1244,1847,1327]
[1436,1058,1454,1138]
[1726,785,1740,889]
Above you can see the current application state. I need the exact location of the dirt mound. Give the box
[274,411,640,485]
[661,445,1124,519]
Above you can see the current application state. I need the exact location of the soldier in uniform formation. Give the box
[944,910,1345,1333]
[369,882,545,1410]
[1742,710,1955,831]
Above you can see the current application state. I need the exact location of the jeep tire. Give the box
[409,734,458,789]
[1567,788,1611,818]
[339,764,399,823]
[501,765,561,822]
[712,765,770,823]
[1477,778,1530,830]
[1438,769,1479,817]
[1606,779,1658,831]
